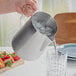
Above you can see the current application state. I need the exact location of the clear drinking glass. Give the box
[47,47,67,76]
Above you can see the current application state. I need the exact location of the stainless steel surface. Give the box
[12,12,57,60]
[12,18,36,51]
[32,12,57,41]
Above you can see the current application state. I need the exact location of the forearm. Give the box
[0,0,16,14]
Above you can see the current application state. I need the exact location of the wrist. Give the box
[8,0,16,12]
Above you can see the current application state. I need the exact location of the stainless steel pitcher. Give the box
[12,12,57,60]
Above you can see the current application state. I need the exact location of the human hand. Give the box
[15,0,38,17]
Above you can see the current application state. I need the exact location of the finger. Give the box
[16,6,23,14]
[24,10,33,17]
[33,0,38,5]
[23,8,34,17]
[32,0,38,10]
[30,1,38,11]
[30,11,35,16]
[22,5,33,17]
[26,0,38,11]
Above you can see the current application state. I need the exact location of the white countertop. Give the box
[0,46,76,76]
